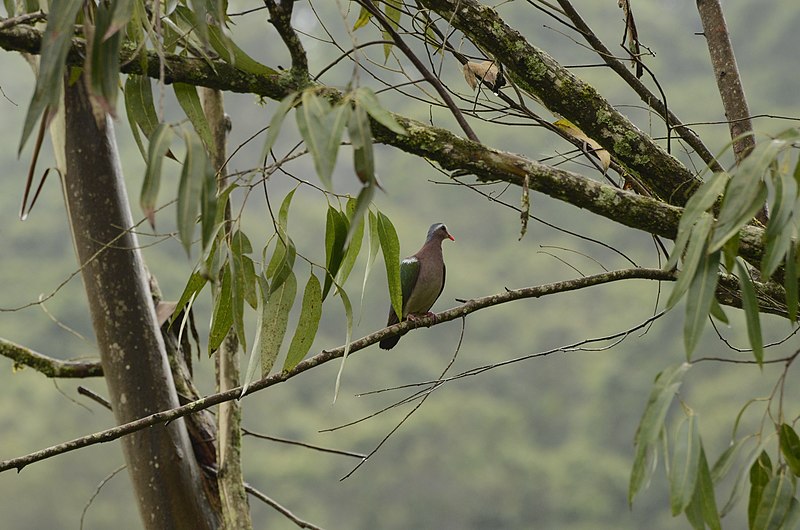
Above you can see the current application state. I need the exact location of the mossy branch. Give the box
[0,337,102,378]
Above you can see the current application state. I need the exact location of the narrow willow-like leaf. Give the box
[349,102,376,186]
[667,172,729,270]
[208,24,277,76]
[269,237,296,295]
[360,210,382,319]
[322,206,349,300]
[683,250,720,358]
[629,363,691,505]
[786,243,799,323]
[711,438,747,484]
[784,498,800,530]
[382,0,402,60]
[174,83,215,153]
[209,263,233,354]
[709,298,729,324]
[105,0,134,39]
[337,197,366,286]
[90,2,123,114]
[260,94,297,163]
[753,471,794,530]
[241,276,267,397]
[284,273,322,371]
[19,1,83,153]
[188,0,209,45]
[170,271,208,325]
[355,87,407,135]
[260,270,297,376]
[333,285,354,403]
[670,414,701,515]
[296,91,341,188]
[124,74,160,142]
[353,5,371,30]
[141,123,173,228]
[377,211,402,321]
[692,447,722,530]
[667,213,713,310]
[200,156,218,253]
[780,424,800,477]
[177,131,211,255]
[749,451,773,528]
[321,102,352,188]
[735,260,764,366]
[762,169,797,277]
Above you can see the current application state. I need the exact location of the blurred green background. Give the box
[1,1,800,528]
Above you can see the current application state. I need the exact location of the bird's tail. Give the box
[379,309,402,350]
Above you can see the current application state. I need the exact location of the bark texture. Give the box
[63,76,219,530]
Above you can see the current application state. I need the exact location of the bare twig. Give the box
[243,482,325,530]
[77,386,112,411]
[0,268,676,473]
[241,428,366,459]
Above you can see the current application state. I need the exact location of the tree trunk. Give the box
[63,75,220,530]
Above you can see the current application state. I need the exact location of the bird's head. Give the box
[427,223,455,243]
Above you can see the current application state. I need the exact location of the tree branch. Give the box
[0,337,102,378]
[264,0,309,85]
[556,0,721,173]
[418,0,701,205]
[0,268,675,473]
[696,0,754,163]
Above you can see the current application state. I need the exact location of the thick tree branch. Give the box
[556,0,721,173]
[0,337,102,378]
[0,24,771,274]
[418,0,701,205]
[0,268,676,472]
[264,0,308,85]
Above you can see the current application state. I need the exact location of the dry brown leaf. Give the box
[463,60,503,91]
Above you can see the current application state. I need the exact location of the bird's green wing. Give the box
[399,256,420,316]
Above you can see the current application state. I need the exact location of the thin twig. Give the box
[243,482,325,530]
[241,428,366,459]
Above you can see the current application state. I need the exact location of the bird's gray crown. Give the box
[426,223,449,241]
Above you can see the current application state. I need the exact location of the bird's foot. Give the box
[407,312,437,326]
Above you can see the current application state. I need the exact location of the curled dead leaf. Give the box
[463,60,505,92]
[553,118,611,173]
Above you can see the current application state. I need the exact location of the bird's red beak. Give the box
[447,233,455,241]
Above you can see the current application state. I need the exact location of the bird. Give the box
[379,223,454,350]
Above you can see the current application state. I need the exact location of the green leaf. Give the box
[170,271,208,325]
[296,91,350,189]
[177,130,213,256]
[780,424,800,477]
[337,197,366,286]
[141,123,174,228]
[377,211,402,322]
[260,270,297,376]
[667,171,729,270]
[284,272,323,371]
[19,0,83,153]
[683,250,720,358]
[711,438,747,484]
[231,230,257,310]
[174,83,215,153]
[209,263,233,354]
[686,446,722,530]
[749,451,774,529]
[762,170,798,277]
[125,74,171,161]
[105,0,133,40]
[382,0,402,60]
[735,260,764,366]
[260,93,297,163]
[349,102,375,185]
[787,243,799,323]
[333,285,354,402]
[353,5,371,30]
[709,297,729,325]
[268,236,296,295]
[89,1,123,114]
[322,206,349,300]
[355,87,407,136]
[670,414,702,515]
[783,498,800,530]
[208,24,277,76]
[753,470,795,530]
[629,363,691,505]
[241,276,267,397]
[360,209,382,318]
[200,155,218,252]
[667,212,714,310]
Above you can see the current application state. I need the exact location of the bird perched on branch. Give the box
[379,223,454,350]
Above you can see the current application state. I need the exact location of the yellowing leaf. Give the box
[554,118,611,173]
[463,60,503,91]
